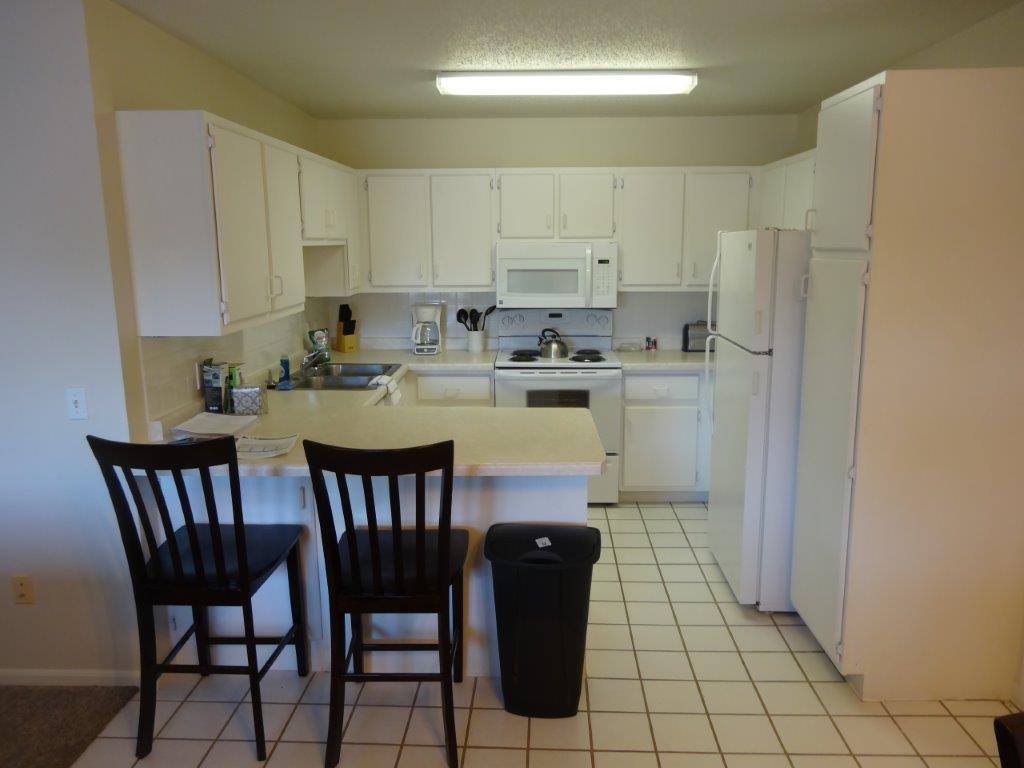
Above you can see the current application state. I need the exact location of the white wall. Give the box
[0,0,135,682]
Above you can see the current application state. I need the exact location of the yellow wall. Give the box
[83,0,319,437]
[315,115,801,169]
[843,68,1024,700]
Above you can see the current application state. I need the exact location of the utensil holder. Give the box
[467,330,485,354]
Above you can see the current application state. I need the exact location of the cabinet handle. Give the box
[562,213,568,231]
[443,387,461,399]
[653,385,670,398]
[545,213,552,230]
[417,264,423,280]
[691,262,697,278]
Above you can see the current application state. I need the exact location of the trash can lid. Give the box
[484,523,601,567]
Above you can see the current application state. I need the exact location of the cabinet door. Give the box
[263,144,305,311]
[325,166,352,241]
[209,125,270,326]
[559,172,615,237]
[617,172,685,287]
[757,165,786,228]
[431,174,494,287]
[682,172,750,287]
[499,173,554,238]
[299,157,328,239]
[341,172,363,292]
[782,156,815,230]
[623,405,699,488]
[811,86,880,250]
[366,175,430,287]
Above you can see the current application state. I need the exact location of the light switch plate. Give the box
[65,387,87,420]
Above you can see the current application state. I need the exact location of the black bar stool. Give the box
[88,435,309,760]
[303,439,466,768]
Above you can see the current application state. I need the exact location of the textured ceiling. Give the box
[114,0,1014,118]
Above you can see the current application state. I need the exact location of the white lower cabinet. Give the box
[621,373,706,493]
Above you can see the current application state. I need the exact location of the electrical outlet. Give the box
[12,575,34,604]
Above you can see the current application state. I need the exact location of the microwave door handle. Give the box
[584,251,593,307]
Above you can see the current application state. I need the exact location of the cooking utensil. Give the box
[480,305,496,330]
[537,328,569,358]
[456,308,470,330]
[469,308,481,331]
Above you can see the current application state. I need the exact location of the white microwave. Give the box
[495,241,618,309]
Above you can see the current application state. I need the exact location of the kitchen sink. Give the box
[289,362,402,390]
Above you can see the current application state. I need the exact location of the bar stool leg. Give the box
[452,570,464,683]
[192,606,211,676]
[135,602,157,758]
[242,601,267,761]
[286,546,310,676]
[437,606,459,768]
[325,612,347,768]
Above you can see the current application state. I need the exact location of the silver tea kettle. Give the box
[538,328,569,358]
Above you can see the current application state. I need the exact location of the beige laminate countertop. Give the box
[616,349,710,373]
[237,389,605,478]
[327,348,496,373]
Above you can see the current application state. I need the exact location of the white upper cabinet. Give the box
[757,165,786,228]
[499,173,555,238]
[366,175,431,287]
[341,171,363,291]
[300,157,353,241]
[208,124,271,327]
[811,84,881,251]
[299,156,329,240]
[757,151,816,231]
[682,172,751,287]
[782,155,815,230]
[430,174,494,288]
[262,144,305,312]
[559,172,615,238]
[617,171,686,287]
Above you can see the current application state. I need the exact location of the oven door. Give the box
[496,255,592,308]
[494,369,622,453]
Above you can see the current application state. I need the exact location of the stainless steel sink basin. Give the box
[289,362,402,390]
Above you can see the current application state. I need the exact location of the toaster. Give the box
[683,321,714,352]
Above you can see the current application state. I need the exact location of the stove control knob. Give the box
[598,315,609,325]
[516,313,525,324]
[586,313,597,325]
[501,315,512,327]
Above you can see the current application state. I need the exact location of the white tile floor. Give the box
[73,502,1012,768]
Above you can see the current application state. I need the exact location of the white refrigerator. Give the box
[706,229,810,612]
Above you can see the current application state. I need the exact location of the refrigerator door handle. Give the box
[705,335,718,431]
[706,231,723,329]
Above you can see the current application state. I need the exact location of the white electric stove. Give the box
[493,309,622,503]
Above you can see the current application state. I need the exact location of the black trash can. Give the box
[484,522,601,718]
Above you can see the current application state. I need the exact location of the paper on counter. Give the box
[172,412,257,436]
[235,434,298,459]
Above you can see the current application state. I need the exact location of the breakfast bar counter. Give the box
[165,391,606,677]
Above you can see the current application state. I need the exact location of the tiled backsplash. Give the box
[138,312,308,423]
[307,292,709,351]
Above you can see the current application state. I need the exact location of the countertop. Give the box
[237,389,605,478]
[616,349,710,373]
[327,348,496,373]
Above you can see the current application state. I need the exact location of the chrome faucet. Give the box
[300,347,330,373]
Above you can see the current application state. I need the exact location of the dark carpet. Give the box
[0,685,137,768]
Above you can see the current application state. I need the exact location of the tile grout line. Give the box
[656,501,724,759]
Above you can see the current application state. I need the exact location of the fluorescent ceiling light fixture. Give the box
[436,70,698,96]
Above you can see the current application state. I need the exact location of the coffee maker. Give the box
[411,303,442,355]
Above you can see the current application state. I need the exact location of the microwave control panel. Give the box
[591,242,619,308]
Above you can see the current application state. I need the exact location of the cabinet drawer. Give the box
[417,375,492,402]
[625,375,699,401]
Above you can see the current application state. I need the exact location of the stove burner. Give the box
[571,351,606,363]
[509,348,540,362]
[575,349,601,356]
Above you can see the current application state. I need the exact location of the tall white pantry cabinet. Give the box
[790,69,1024,701]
